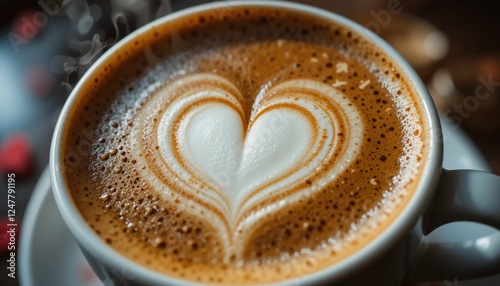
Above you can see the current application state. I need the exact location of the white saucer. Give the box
[18,167,104,286]
[19,118,500,286]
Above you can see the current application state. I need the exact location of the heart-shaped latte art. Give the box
[131,73,363,259]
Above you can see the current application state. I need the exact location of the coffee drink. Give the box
[61,3,428,284]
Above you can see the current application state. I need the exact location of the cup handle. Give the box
[411,169,500,281]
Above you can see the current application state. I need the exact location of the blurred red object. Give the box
[0,133,33,176]
[0,218,18,254]
[26,64,55,97]
[11,10,42,40]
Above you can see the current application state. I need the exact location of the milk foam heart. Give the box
[132,73,363,259]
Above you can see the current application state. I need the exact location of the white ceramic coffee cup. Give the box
[50,1,500,285]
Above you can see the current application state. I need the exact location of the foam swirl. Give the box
[131,73,363,261]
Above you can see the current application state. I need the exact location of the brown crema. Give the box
[61,4,428,285]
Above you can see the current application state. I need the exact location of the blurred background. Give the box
[0,0,498,285]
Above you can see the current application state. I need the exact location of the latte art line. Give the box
[131,73,363,260]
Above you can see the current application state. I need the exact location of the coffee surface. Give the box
[62,4,428,284]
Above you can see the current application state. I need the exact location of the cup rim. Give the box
[50,1,443,285]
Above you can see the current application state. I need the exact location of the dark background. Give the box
[0,1,499,286]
